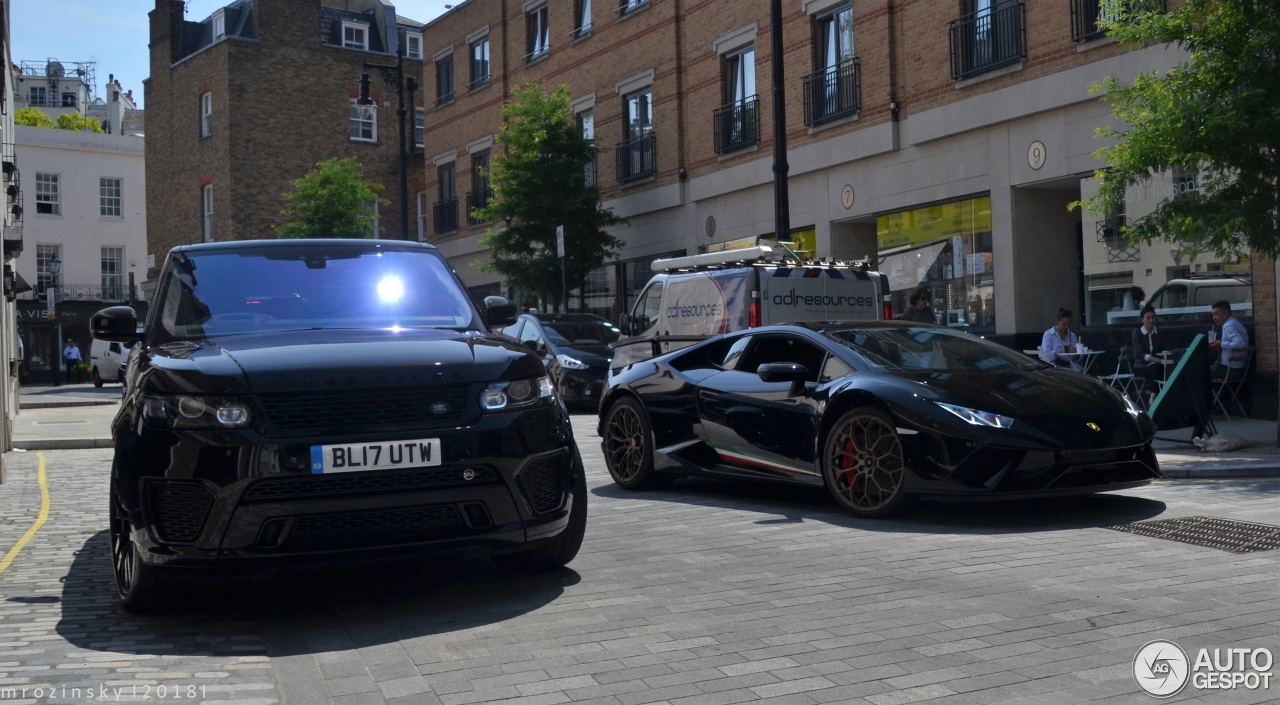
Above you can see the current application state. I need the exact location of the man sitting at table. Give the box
[1040,308,1085,372]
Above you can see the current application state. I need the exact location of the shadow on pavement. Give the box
[591,475,1168,534]
[56,531,576,656]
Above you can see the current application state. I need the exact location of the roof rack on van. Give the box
[650,246,873,273]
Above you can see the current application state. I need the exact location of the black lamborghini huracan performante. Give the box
[598,322,1160,518]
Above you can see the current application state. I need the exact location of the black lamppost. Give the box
[49,256,62,387]
[358,54,418,240]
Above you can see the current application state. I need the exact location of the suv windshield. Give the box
[153,247,478,341]
[824,325,1042,373]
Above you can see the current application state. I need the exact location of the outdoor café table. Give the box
[1054,350,1103,375]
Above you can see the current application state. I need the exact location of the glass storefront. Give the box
[577,250,684,323]
[876,195,994,333]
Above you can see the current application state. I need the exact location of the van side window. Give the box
[109,343,122,354]
[635,282,663,333]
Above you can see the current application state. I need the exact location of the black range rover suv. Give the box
[93,239,586,612]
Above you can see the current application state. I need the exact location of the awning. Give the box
[14,271,31,294]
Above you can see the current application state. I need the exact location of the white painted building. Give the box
[1,0,21,472]
[13,124,147,387]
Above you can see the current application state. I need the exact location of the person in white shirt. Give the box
[1208,300,1249,380]
[1040,308,1082,371]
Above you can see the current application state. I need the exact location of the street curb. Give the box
[20,400,120,410]
[12,439,114,451]
[1157,464,1280,479]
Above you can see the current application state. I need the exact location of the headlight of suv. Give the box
[556,353,589,370]
[934,401,1014,429]
[141,394,253,429]
[479,375,555,411]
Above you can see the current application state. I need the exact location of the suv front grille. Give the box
[242,466,498,502]
[257,385,473,437]
[284,504,464,551]
[519,453,567,514]
[146,481,214,544]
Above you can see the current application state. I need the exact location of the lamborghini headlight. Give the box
[934,401,1014,429]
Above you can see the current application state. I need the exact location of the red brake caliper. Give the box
[840,437,864,498]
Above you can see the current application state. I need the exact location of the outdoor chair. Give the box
[1097,346,1141,402]
[1211,349,1251,420]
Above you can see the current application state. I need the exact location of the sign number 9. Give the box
[1028,141,1046,170]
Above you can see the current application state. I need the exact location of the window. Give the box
[61,93,77,108]
[37,244,62,295]
[805,4,859,125]
[526,5,549,61]
[349,102,376,142]
[468,151,491,223]
[405,32,423,59]
[416,191,428,241]
[35,173,60,216]
[200,92,212,137]
[717,45,759,152]
[213,10,226,40]
[578,109,596,187]
[100,178,123,218]
[102,247,125,301]
[617,89,654,183]
[575,0,592,36]
[343,21,369,50]
[470,37,490,89]
[950,0,1025,79]
[1171,165,1199,198]
[435,163,458,233]
[28,86,47,106]
[414,108,425,149]
[202,184,214,242]
[816,5,854,73]
[436,54,454,105]
[620,0,647,16]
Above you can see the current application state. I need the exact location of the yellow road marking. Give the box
[0,453,51,575]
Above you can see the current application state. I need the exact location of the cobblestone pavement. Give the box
[0,413,1277,705]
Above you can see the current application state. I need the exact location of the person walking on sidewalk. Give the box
[62,339,82,383]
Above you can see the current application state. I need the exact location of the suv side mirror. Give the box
[91,306,143,343]
[483,296,517,326]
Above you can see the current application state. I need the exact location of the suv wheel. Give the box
[494,450,587,572]
[110,475,168,613]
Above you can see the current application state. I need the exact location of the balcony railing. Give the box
[615,131,655,184]
[433,197,458,234]
[714,96,761,154]
[1070,0,1166,43]
[949,1,1025,80]
[802,59,861,127]
[583,154,597,188]
[466,189,493,224]
[20,282,131,303]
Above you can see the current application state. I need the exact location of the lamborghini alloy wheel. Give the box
[823,407,909,518]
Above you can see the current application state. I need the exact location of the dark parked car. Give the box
[500,313,620,408]
[599,321,1159,518]
[92,239,586,612]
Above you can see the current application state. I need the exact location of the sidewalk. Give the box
[8,384,1280,479]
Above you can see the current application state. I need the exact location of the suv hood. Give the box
[140,328,545,394]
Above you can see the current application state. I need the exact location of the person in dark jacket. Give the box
[899,287,937,324]
[1132,305,1172,402]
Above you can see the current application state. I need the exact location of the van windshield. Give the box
[153,248,478,342]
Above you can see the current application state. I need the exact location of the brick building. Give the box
[144,0,426,299]
[421,0,1274,411]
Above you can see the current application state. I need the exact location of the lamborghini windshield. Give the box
[823,325,1042,373]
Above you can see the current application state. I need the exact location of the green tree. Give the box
[55,113,103,133]
[1078,1,1280,259]
[14,107,55,128]
[473,83,625,310]
[276,158,388,239]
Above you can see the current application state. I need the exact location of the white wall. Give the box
[14,125,147,300]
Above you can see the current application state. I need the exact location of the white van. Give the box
[620,246,890,344]
[1105,276,1252,325]
[89,339,134,387]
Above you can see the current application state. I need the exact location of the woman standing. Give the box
[899,287,937,324]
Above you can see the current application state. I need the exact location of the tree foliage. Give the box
[1078,1,1280,259]
[473,83,625,309]
[15,107,55,128]
[55,112,103,133]
[276,158,387,239]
